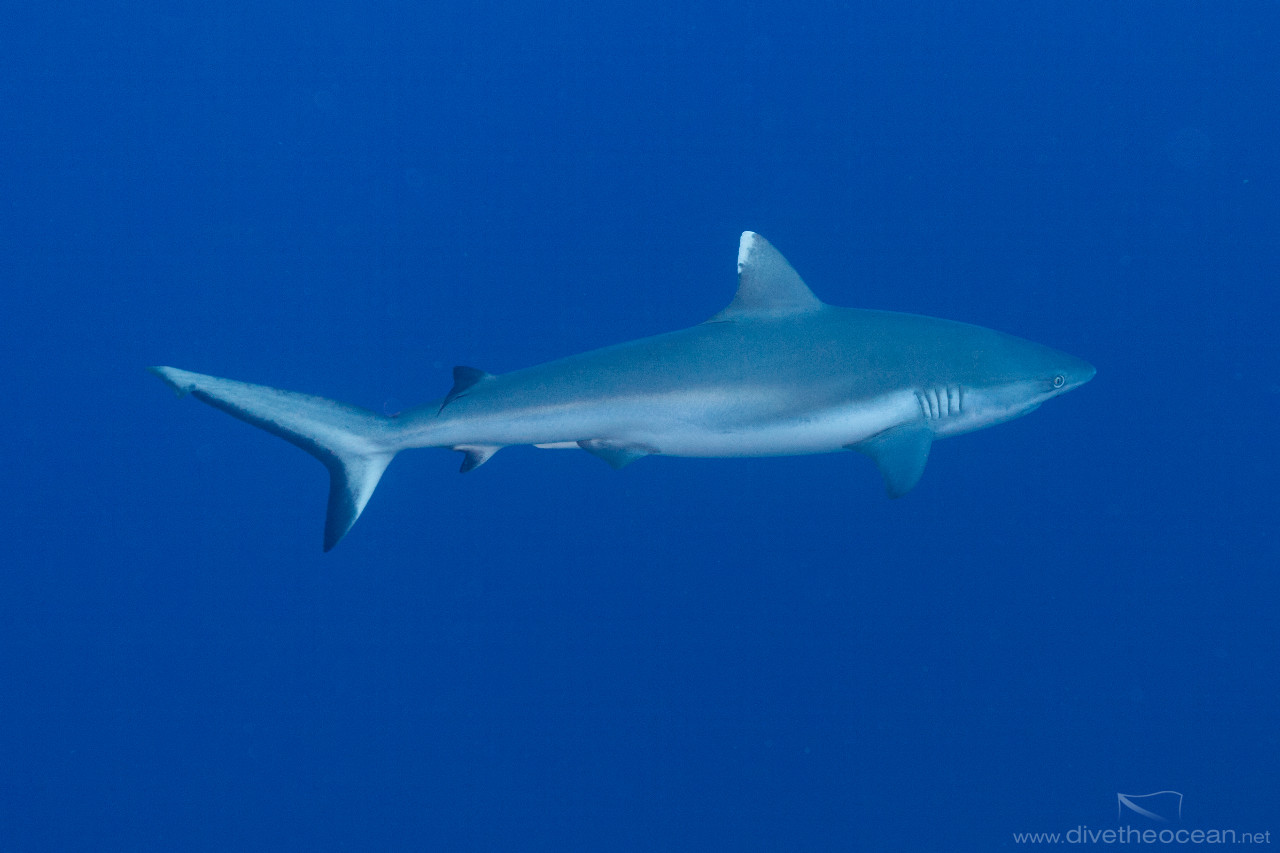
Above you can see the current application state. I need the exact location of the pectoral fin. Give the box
[848,423,934,498]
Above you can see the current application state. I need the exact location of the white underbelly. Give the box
[419,387,927,460]
[627,391,920,458]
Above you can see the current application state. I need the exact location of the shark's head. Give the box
[955,330,1095,431]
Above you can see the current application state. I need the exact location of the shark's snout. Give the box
[1063,358,1096,392]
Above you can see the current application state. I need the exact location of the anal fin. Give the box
[454,444,500,473]
[847,423,933,498]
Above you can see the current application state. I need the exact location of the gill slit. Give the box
[916,385,964,421]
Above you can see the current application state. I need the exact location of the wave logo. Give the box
[1117,791,1183,822]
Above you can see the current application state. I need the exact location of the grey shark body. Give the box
[153,232,1094,550]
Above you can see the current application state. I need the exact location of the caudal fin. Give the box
[151,366,398,551]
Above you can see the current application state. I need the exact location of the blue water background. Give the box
[3,2,1277,849]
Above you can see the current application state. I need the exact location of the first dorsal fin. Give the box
[707,232,824,322]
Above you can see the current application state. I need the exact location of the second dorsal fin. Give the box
[438,365,494,413]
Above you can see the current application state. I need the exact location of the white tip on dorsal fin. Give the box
[708,232,823,322]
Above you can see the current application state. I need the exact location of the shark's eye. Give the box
[1052,375,1065,388]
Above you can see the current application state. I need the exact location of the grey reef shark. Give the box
[153,232,1095,551]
